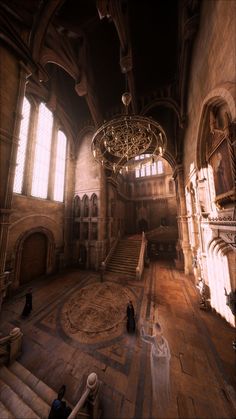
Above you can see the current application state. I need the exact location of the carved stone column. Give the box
[173,165,192,274]
[0,46,30,309]
[47,119,58,201]
[23,101,39,196]
[99,166,108,262]
[63,147,76,266]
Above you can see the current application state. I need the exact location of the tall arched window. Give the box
[83,195,89,217]
[31,103,53,198]
[73,195,81,217]
[53,131,67,202]
[13,97,68,202]
[157,160,163,174]
[13,97,31,193]
[134,155,165,177]
[91,194,98,217]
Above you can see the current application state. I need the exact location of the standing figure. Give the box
[127,301,135,333]
[21,288,32,317]
[48,385,72,419]
[141,322,171,415]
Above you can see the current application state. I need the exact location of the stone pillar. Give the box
[0,45,30,309]
[173,165,192,274]
[23,101,39,196]
[64,145,76,266]
[48,119,58,200]
[97,166,108,264]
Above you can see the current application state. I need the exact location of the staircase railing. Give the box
[136,232,147,280]
[68,372,101,419]
[100,232,120,274]
[0,327,23,366]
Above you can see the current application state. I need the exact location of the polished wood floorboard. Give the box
[1,261,235,419]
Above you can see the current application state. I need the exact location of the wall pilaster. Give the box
[173,164,192,274]
[0,46,30,307]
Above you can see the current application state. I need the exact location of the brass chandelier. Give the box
[91,92,167,173]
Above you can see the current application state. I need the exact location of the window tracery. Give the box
[135,155,165,178]
[13,97,68,202]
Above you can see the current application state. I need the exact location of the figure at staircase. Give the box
[48,385,72,419]
[21,288,33,317]
[127,301,136,333]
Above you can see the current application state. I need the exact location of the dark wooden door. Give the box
[20,233,47,284]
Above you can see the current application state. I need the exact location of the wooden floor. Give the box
[1,261,236,419]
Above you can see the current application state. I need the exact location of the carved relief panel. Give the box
[207,108,235,206]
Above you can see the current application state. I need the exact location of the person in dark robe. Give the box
[21,288,32,317]
[48,385,72,419]
[127,300,135,333]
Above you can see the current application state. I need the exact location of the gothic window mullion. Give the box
[24,101,39,196]
[48,120,58,200]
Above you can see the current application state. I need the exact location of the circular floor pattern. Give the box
[60,281,136,344]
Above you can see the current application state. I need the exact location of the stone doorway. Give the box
[19,233,47,284]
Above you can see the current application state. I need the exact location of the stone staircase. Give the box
[106,237,142,278]
[0,361,79,418]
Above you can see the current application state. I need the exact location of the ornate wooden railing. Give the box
[68,372,101,419]
[0,327,23,366]
[136,232,147,280]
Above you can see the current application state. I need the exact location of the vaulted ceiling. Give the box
[0,0,201,162]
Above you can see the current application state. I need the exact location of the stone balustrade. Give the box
[0,327,23,366]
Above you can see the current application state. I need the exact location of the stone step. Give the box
[108,263,136,272]
[9,361,56,407]
[0,366,50,418]
[107,238,142,278]
[106,268,136,277]
[117,246,140,250]
[111,251,139,256]
[117,245,141,249]
[113,252,139,257]
[110,260,137,264]
[111,250,139,256]
[107,260,136,267]
[0,401,14,419]
[0,378,40,419]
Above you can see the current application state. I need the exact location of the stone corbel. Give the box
[75,72,88,97]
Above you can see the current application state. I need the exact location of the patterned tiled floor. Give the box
[1,261,235,418]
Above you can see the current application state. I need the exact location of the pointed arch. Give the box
[82,194,89,217]
[90,193,98,217]
[196,87,236,170]
[207,237,235,326]
[13,227,55,288]
[73,195,81,217]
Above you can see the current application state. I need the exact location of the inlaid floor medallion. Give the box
[60,281,135,344]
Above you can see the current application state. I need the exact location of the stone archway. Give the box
[19,232,47,284]
[13,227,55,289]
[207,238,235,326]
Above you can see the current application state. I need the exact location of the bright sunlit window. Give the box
[53,131,67,202]
[13,98,31,193]
[135,154,164,178]
[13,97,67,202]
[157,160,163,173]
[31,103,53,198]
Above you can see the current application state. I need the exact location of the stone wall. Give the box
[74,132,106,269]
[6,195,65,288]
[184,0,236,174]
[182,0,236,326]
